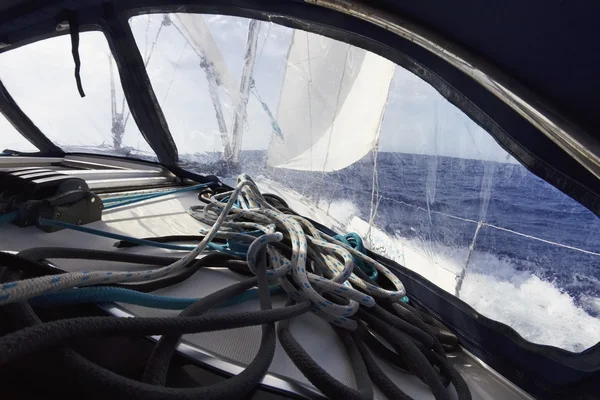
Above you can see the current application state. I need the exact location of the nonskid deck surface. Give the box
[0,185,532,400]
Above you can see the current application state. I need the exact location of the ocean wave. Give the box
[190,151,600,352]
[346,212,600,352]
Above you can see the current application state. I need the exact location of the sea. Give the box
[179,150,600,351]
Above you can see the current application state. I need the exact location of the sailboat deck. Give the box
[1,188,531,399]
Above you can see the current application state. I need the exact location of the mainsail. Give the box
[267,30,395,172]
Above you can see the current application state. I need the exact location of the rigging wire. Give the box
[102,183,209,210]
[0,177,255,305]
[160,41,189,107]
[318,179,600,256]
[256,21,272,66]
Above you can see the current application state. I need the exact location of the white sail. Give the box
[267,30,395,172]
[171,14,239,159]
[171,14,239,103]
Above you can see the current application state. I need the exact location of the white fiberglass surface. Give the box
[0,113,38,152]
[0,32,157,161]
[133,13,600,352]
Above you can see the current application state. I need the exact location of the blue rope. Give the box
[103,184,209,210]
[35,220,398,302]
[37,218,246,257]
[29,285,284,309]
[208,242,247,258]
[0,211,19,224]
[227,230,263,254]
[333,233,378,281]
[218,195,241,209]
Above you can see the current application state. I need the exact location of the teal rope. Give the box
[33,222,406,303]
[345,233,367,254]
[103,184,209,210]
[218,195,241,209]
[103,183,209,203]
[29,285,284,309]
[37,218,246,258]
[0,211,18,224]
[333,233,378,281]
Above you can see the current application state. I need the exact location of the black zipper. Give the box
[409,295,493,357]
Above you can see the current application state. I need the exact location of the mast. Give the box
[170,14,239,162]
[111,14,269,164]
[228,20,261,163]
[200,55,233,160]
[109,55,125,150]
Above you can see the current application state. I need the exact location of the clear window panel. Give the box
[0,32,157,161]
[0,113,38,152]
[129,13,600,351]
[129,14,290,170]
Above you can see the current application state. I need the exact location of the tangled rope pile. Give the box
[0,174,470,400]
[188,174,407,330]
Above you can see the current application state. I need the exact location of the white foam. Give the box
[461,266,600,352]
[349,217,462,294]
[580,295,600,317]
[348,216,600,352]
[253,179,600,352]
[255,176,347,233]
[316,198,358,228]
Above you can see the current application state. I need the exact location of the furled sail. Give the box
[267,30,395,172]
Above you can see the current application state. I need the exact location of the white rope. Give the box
[190,176,407,329]
[0,177,255,306]
[195,176,408,329]
[0,175,406,332]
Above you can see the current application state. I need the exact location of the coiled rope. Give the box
[0,175,406,330]
[0,176,272,304]
[0,174,470,400]
[186,174,406,330]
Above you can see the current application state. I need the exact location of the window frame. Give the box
[0,4,597,397]
[0,2,597,217]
